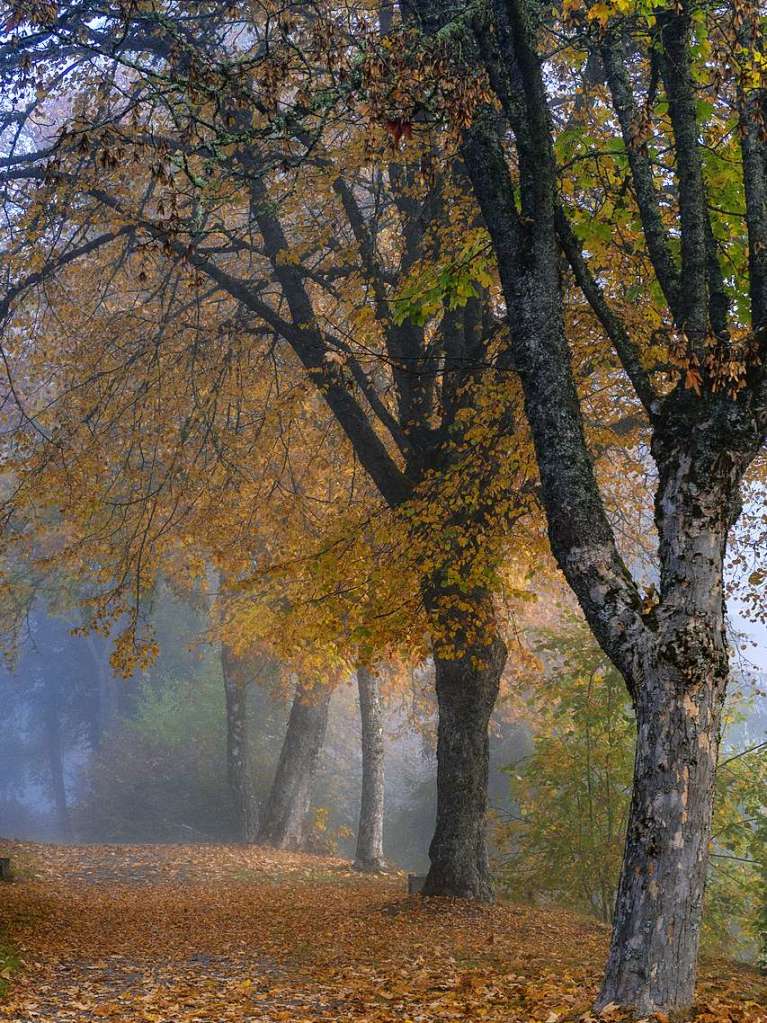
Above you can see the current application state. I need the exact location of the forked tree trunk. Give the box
[597,441,735,1015]
[421,583,507,901]
[259,679,332,850]
[353,665,386,872]
[221,644,260,843]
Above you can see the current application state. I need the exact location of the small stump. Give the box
[407,873,426,895]
[0,858,12,882]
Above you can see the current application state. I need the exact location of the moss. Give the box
[0,937,21,1000]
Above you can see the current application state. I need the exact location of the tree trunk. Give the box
[84,632,118,749]
[759,882,767,974]
[258,679,332,850]
[598,667,725,1015]
[353,665,386,872]
[221,643,260,843]
[43,678,72,841]
[597,437,735,1015]
[421,581,507,901]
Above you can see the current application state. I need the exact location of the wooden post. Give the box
[0,858,12,882]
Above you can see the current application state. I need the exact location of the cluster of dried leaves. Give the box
[0,842,765,1022]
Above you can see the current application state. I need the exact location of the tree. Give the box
[0,0,548,899]
[220,642,261,843]
[394,0,767,1011]
[0,601,112,840]
[40,666,72,840]
[354,664,387,871]
[77,663,233,843]
[258,678,333,850]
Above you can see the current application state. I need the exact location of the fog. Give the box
[3,580,765,882]
[0,582,529,869]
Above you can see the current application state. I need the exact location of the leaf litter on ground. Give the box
[0,840,764,1022]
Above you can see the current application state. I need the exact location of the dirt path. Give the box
[0,843,359,1022]
[1,842,765,1022]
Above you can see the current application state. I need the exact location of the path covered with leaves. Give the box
[0,842,765,1022]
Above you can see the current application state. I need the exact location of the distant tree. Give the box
[259,679,334,851]
[353,665,386,872]
[220,642,263,844]
[77,664,233,842]
[0,603,111,840]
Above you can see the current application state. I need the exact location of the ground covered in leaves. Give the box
[0,841,765,1022]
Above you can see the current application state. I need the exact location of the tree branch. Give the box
[555,207,658,416]
[600,32,681,320]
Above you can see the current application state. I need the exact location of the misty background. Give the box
[2,575,765,874]
[0,579,530,870]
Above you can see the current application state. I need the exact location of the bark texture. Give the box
[258,679,332,850]
[421,586,507,901]
[596,420,746,1014]
[601,671,723,1013]
[421,641,505,901]
[408,0,766,1006]
[221,644,260,843]
[354,666,386,872]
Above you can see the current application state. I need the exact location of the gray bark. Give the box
[421,585,507,901]
[600,669,723,1013]
[258,679,332,850]
[353,666,386,872]
[596,425,741,1014]
[421,643,505,901]
[221,643,260,843]
[412,0,765,1005]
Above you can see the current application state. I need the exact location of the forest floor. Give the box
[0,841,765,1023]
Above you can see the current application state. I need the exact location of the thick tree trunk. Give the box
[421,582,507,901]
[410,0,764,1003]
[221,644,260,843]
[258,679,332,850]
[597,438,735,1015]
[353,665,386,872]
[598,668,725,1015]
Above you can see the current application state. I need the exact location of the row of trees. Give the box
[0,582,396,867]
[1,0,767,1015]
[0,576,531,872]
[6,579,766,966]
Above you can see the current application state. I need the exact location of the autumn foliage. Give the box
[3,0,767,1016]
